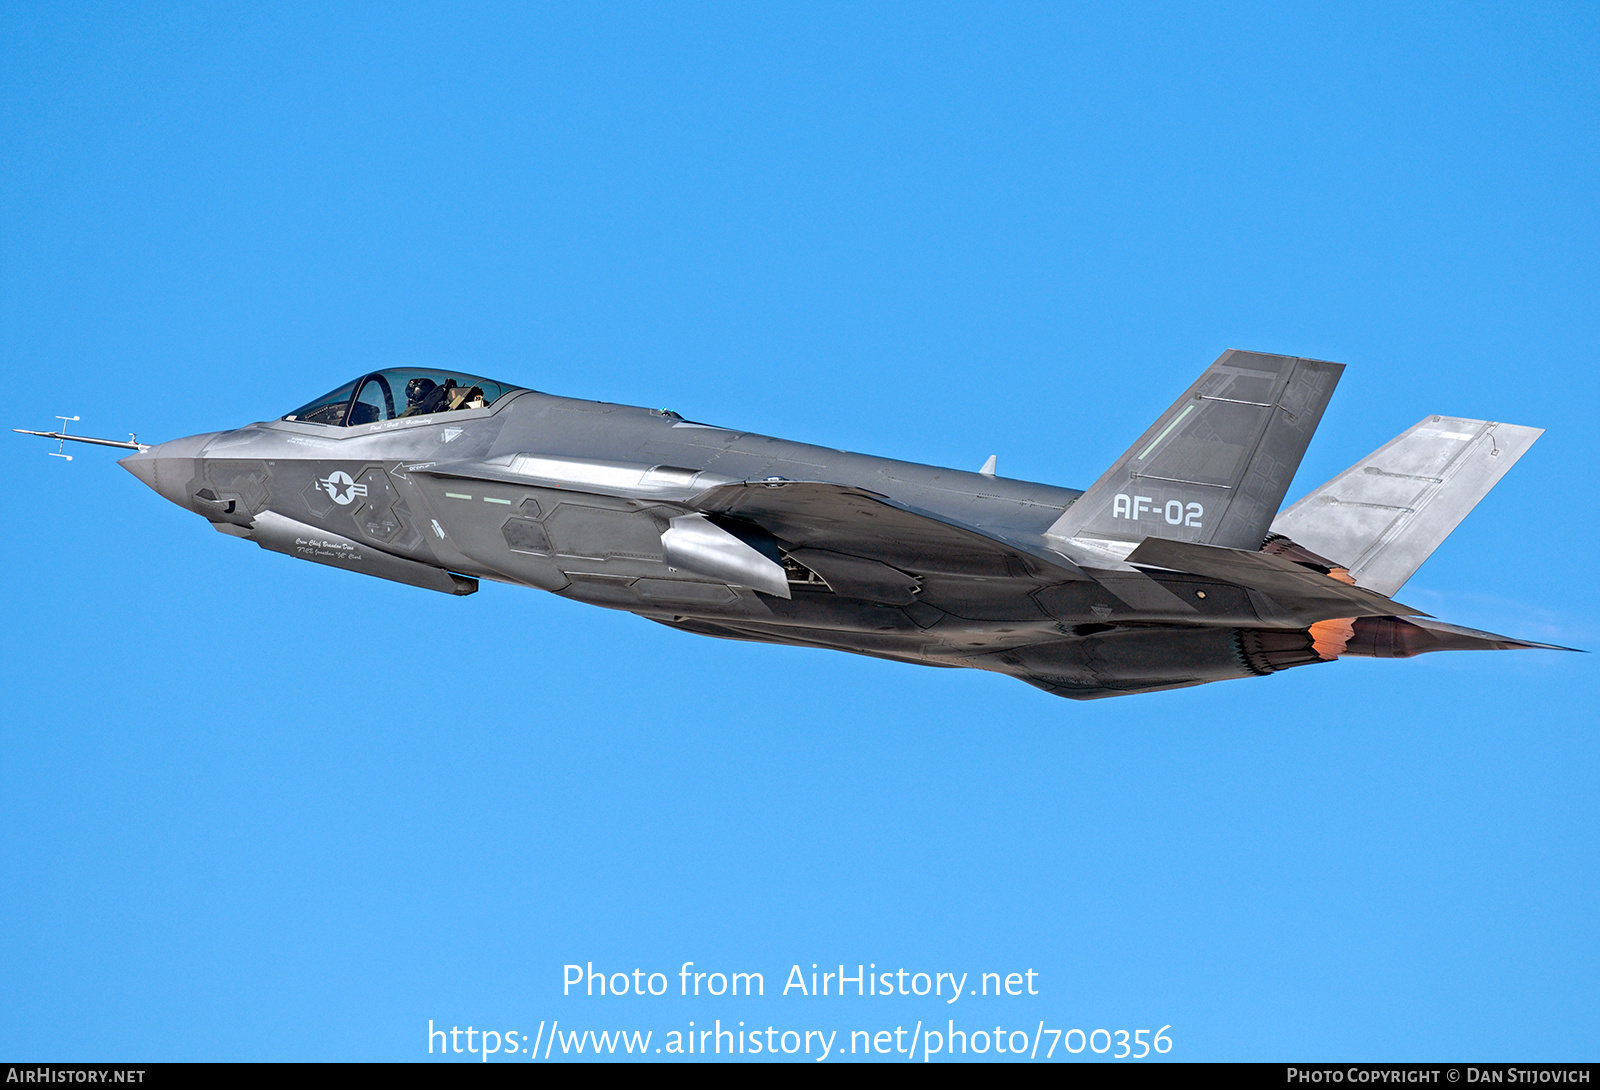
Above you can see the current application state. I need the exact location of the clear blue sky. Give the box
[2,2,1595,1062]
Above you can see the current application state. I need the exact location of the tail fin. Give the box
[1268,416,1542,596]
[1047,350,1344,554]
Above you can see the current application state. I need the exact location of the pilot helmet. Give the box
[405,377,438,405]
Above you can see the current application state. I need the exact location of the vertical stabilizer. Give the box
[1047,350,1343,555]
[1269,416,1542,596]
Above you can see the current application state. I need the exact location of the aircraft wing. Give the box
[689,480,1084,580]
[408,461,1085,581]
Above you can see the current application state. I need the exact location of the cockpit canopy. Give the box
[283,368,518,426]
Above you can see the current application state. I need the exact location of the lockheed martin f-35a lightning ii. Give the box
[20,351,1569,699]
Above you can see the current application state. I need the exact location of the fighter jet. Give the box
[19,350,1568,699]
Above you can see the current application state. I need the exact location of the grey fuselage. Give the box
[123,388,1078,648]
[116,373,1537,700]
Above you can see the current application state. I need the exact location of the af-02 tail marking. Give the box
[1047,350,1343,554]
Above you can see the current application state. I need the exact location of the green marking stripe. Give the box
[1138,402,1195,460]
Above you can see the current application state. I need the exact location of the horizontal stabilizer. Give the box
[1127,536,1423,622]
[1048,350,1343,553]
[1270,417,1542,595]
[1343,615,1579,657]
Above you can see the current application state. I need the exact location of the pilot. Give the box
[403,377,448,416]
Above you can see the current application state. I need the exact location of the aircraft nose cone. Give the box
[118,448,161,491]
[119,432,223,510]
